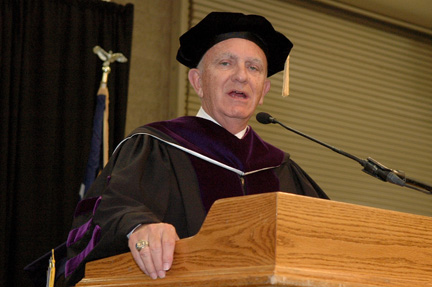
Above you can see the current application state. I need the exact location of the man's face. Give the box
[189,38,271,131]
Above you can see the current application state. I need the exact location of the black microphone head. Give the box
[256,112,274,124]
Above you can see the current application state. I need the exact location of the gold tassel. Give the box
[282,55,290,97]
[47,249,55,287]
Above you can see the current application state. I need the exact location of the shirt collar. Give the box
[196,107,248,139]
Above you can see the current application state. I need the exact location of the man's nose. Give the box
[232,64,248,82]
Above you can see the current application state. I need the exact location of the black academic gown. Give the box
[64,117,328,286]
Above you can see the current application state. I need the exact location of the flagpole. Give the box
[93,46,128,168]
[99,66,110,167]
[78,46,127,199]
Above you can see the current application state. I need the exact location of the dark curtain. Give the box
[0,0,134,286]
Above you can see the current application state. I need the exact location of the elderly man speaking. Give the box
[64,12,328,286]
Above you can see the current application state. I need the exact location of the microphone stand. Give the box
[257,113,432,195]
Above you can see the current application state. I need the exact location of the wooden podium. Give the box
[76,192,432,286]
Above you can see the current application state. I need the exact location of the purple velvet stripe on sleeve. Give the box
[92,196,102,214]
[66,218,93,247]
[67,196,102,247]
[65,225,102,278]
[73,196,102,218]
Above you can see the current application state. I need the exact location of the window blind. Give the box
[182,0,432,216]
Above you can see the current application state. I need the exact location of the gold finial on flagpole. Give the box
[93,45,128,86]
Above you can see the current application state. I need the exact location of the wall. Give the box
[113,0,181,135]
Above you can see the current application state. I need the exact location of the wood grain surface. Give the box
[76,192,432,286]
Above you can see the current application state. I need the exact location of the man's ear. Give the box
[259,79,271,105]
[188,68,203,98]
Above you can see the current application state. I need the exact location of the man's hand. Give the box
[128,223,179,279]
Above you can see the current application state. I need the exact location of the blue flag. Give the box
[79,93,106,198]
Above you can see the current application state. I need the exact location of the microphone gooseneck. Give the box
[256,112,432,194]
[257,112,364,164]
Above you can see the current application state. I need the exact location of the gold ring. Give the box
[135,240,149,251]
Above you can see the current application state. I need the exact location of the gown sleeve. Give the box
[65,131,202,286]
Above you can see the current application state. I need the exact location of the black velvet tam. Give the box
[176,12,293,77]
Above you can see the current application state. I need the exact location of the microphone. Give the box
[256,112,277,124]
[256,112,432,194]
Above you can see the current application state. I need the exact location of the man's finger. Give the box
[139,242,158,279]
[162,232,179,271]
[128,240,149,276]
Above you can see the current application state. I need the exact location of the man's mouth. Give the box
[228,90,248,99]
